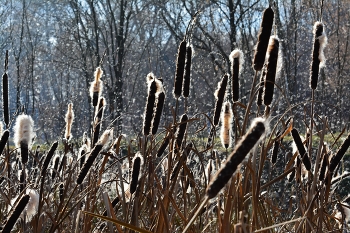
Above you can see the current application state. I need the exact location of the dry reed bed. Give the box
[0,5,350,233]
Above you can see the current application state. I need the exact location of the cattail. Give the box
[103,196,120,216]
[220,102,232,149]
[213,74,228,126]
[89,66,103,106]
[3,73,9,126]
[130,153,143,194]
[95,97,105,120]
[59,183,64,201]
[40,141,58,178]
[206,159,213,183]
[157,136,169,157]
[152,91,165,135]
[143,77,157,135]
[77,129,112,184]
[183,45,192,98]
[174,114,188,152]
[2,195,30,232]
[64,103,74,140]
[229,49,244,102]
[263,36,279,106]
[253,7,274,71]
[271,140,280,164]
[18,170,25,193]
[79,144,88,169]
[174,40,186,98]
[14,114,35,164]
[25,189,39,221]
[0,130,9,155]
[329,133,350,173]
[93,98,105,145]
[171,143,192,180]
[291,129,311,171]
[51,154,60,179]
[206,118,268,199]
[310,22,327,89]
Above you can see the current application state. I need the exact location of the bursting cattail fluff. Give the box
[263,36,280,106]
[253,7,274,71]
[77,129,112,184]
[25,189,39,221]
[229,49,244,102]
[220,102,232,149]
[152,91,165,135]
[257,67,266,106]
[64,103,74,140]
[291,129,311,171]
[143,74,157,135]
[329,133,350,173]
[89,66,103,106]
[310,22,327,89]
[213,74,228,126]
[174,40,186,98]
[130,152,143,194]
[14,114,35,164]
[183,45,192,98]
[2,195,30,232]
[206,118,268,199]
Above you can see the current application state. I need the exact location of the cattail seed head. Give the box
[291,129,311,171]
[229,49,244,102]
[271,140,280,164]
[40,141,58,178]
[206,118,268,199]
[183,45,192,98]
[253,7,274,71]
[0,130,9,155]
[90,67,104,106]
[64,103,74,140]
[130,152,143,194]
[52,154,60,179]
[256,66,266,107]
[263,36,280,106]
[220,102,233,149]
[3,72,9,126]
[3,195,30,232]
[329,133,350,173]
[151,92,165,135]
[143,79,157,135]
[14,114,35,164]
[310,22,327,89]
[95,97,105,120]
[174,114,188,152]
[319,152,329,181]
[174,40,187,98]
[213,74,228,126]
[157,136,169,157]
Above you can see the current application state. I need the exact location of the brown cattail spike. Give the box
[220,102,233,149]
[41,141,59,178]
[319,152,328,181]
[3,72,9,126]
[130,153,143,194]
[206,118,268,199]
[263,36,279,106]
[310,22,327,89]
[143,78,157,135]
[271,140,280,164]
[183,45,192,98]
[152,92,165,135]
[329,133,350,173]
[0,130,9,155]
[229,49,244,102]
[174,40,187,98]
[157,136,169,157]
[2,195,30,232]
[291,129,311,171]
[174,114,188,152]
[253,7,274,71]
[213,74,228,126]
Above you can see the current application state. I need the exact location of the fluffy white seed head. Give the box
[229,49,244,72]
[26,189,39,221]
[220,102,233,149]
[89,67,104,99]
[64,103,74,140]
[97,128,113,147]
[14,114,35,148]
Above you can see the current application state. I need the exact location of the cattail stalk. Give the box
[253,7,274,71]
[206,118,267,199]
[14,114,35,164]
[152,91,165,135]
[130,153,143,194]
[213,74,228,126]
[183,45,192,98]
[329,133,350,173]
[89,67,103,106]
[2,195,30,232]
[64,103,74,140]
[220,102,232,149]
[229,49,244,102]
[174,40,186,98]
[143,76,157,135]
[291,129,311,171]
[263,36,279,106]
[310,22,327,90]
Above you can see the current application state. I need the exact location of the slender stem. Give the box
[182,196,209,233]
